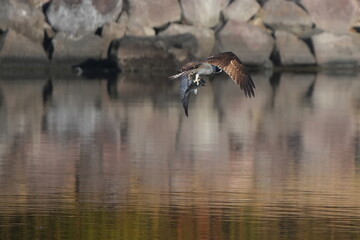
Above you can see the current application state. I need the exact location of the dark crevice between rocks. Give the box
[352,27,360,33]
[0,29,6,51]
[42,1,55,32]
[42,1,55,60]
[256,0,267,6]
[95,27,102,36]
[43,30,54,60]
[42,1,51,15]
[154,22,171,35]
[177,0,187,25]
[122,0,130,15]
[269,33,281,66]
[270,48,281,67]
[213,11,227,33]
[292,0,307,11]
[302,37,315,56]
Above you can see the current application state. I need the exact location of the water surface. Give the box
[1,71,360,239]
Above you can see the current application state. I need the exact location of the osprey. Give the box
[169,52,255,116]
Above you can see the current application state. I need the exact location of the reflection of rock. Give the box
[113,34,198,70]
[52,32,104,65]
[275,31,315,65]
[0,0,46,43]
[302,0,359,34]
[0,29,48,63]
[128,0,181,28]
[223,0,260,22]
[180,0,229,27]
[312,32,360,67]
[46,0,123,35]
[218,20,274,66]
[159,24,215,58]
[260,0,313,37]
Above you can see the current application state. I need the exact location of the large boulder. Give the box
[112,34,198,70]
[100,12,127,58]
[126,23,156,37]
[46,0,123,35]
[218,20,274,65]
[0,0,46,43]
[301,0,359,34]
[223,0,260,22]
[260,0,313,37]
[0,28,48,63]
[159,24,215,58]
[51,32,104,64]
[180,0,229,27]
[128,0,181,28]
[275,31,315,65]
[312,32,360,67]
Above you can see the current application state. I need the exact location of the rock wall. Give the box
[0,0,360,69]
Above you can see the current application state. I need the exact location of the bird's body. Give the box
[170,52,255,116]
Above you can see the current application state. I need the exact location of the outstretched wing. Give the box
[169,61,201,80]
[204,52,255,98]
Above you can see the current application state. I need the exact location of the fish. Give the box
[179,74,205,117]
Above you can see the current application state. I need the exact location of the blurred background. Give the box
[1,0,360,70]
[1,0,360,239]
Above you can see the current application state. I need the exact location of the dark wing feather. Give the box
[204,52,255,98]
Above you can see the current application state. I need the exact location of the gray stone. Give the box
[301,0,359,34]
[223,0,260,22]
[159,24,215,58]
[312,32,360,67]
[275,30,315,65]
[260,0,313,37]
[52,32,104,64]
[128,0,181,28]
[46,0,123,35]
[218,20,274,65]
[112,34,198,70]
[0,0,46,43]
[180,0,230,27]
[0,28,48,62]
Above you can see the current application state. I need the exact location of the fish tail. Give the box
[182,91,191,117]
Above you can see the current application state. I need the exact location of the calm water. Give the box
[1,70,360,239]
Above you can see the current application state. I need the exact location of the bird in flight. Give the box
[169,52,255,116]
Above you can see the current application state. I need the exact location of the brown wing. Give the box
[181,61,202,72]
[204,52,255,98]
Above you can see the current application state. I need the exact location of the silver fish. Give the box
[179,74,205,117]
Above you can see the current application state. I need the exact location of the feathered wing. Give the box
[204,52,255,98]
[169,61,201,80]
[181,61,202,72]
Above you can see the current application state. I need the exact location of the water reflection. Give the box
[0,71,360,239]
